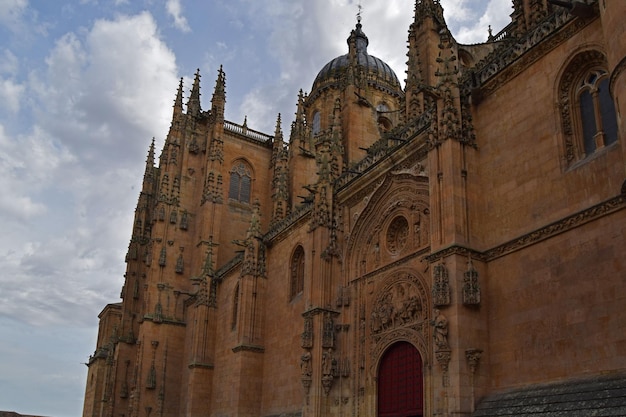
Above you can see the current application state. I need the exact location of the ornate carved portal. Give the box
[359,269,432,417]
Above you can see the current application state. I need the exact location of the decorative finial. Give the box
[357,1,362,24]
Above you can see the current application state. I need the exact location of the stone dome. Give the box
[310,22,402,98]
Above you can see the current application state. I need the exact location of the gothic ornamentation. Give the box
[300,351,312,402]
[188,134,199,154]
[558,49,607,165]
[386,216,409,254]
[180,210,189,230]
[465,348,483,375]
[208,136,224,163]
[322,312,335,349]
[301,315,313,349]
[471,8,589,98]
[435,349,451,387]
[431,309,449,351]
[431,308,451,386]
[321,348,336,395]
[146,341,159,390]
[370,281,424,335]
[462,257,480,305]
[202,171,224,204]
[175,253,184,274]
[158,246,166,267]
[335,286,351,308]
[432,262,450,306]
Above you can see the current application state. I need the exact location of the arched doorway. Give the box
[378,341,423,417]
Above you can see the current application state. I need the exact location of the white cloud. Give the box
[0,11,179,327]
[166,0,191,33]
[0,0,27,29]
[0,77,24,113]
[0,48,19,75]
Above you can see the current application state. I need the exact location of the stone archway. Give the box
[377,341,424,417]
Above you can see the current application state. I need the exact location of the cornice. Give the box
[427,193,626,263]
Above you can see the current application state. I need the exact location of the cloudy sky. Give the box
[0,1,510,416]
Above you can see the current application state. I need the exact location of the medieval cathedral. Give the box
[82,0,626,416]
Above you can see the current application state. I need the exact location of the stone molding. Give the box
[609,55,626,98]
[428,193,626,263]
[231,344,265,354]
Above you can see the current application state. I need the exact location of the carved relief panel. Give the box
[361,270,430,379]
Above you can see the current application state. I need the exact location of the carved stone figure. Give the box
[300,351,312,377]
[322,348,334,377]
[431,309,449,351]
[370,280,424,334]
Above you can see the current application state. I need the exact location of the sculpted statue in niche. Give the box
[431,309,449,351]
[370,281,424,334]
[300,351,312,377]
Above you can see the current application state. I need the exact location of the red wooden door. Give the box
[377,342,423,417]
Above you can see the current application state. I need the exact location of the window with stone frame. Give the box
[290,245,305,300]
[558,50,619,166]
[228,160,252,203]
[311,110,321,136]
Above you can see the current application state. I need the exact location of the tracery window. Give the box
[290,245,305,300]
[559,51,618,166]
[228,160,252,203]
[578,69,618,155]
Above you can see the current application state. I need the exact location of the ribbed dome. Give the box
[310,22,402,97]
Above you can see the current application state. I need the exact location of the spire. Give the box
[173,77,184,116]
[211,65,226,122]
[272,113,284,165]
[271,114,290,225]
[145,138,155,174]
[187,69,201,116]
[142,138,156,192]
[272,113,284,158]
[289,90,307,145]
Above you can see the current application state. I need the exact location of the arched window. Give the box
[290,245,305,299]
[377,103,393,131]
[577,69,618,155]
[228,160,252,203]
[231,283,239,330]
[312,111,321,135]
[558,50,619,166]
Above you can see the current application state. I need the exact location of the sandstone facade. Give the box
[83,1,626,416]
